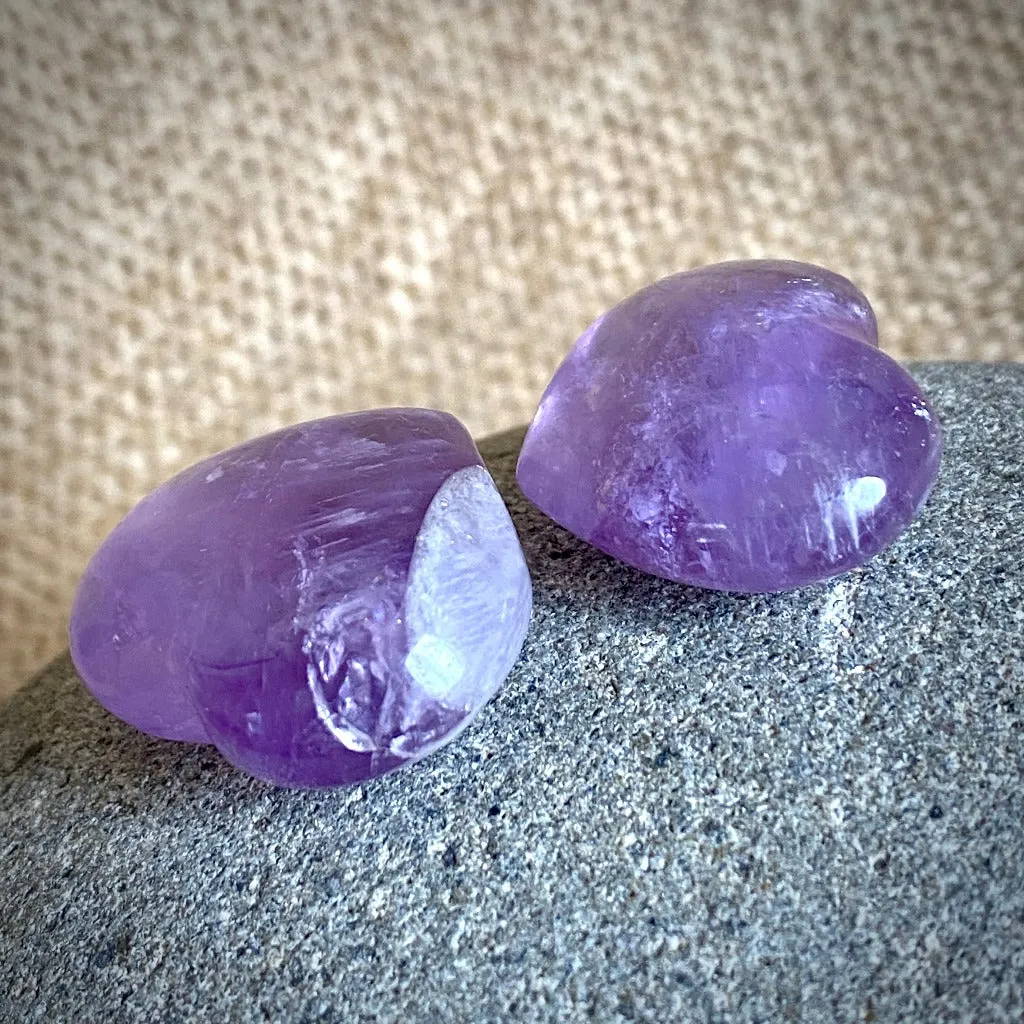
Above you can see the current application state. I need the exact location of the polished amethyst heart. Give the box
[70,410,532,787]
[517,260,942,593]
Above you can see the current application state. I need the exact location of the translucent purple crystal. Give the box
[70,410,532,787]
[517,260,942,593]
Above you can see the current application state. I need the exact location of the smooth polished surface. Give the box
[69,410,532,787]
[3,365,1022,1023]
[518,261,942,593]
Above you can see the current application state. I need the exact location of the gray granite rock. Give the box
[2,363,1023,1023]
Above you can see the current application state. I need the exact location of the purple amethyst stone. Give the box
[70,409,532,787]
[517,260,942,593]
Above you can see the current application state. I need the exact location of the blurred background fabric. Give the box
[1,0,1022,698]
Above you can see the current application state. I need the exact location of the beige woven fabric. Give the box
[1,0,1022,697]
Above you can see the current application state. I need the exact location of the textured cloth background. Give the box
[1,0,1022,697]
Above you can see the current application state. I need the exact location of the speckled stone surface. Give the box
[2,363,1023,1023]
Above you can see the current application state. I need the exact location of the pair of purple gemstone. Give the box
[70,261,942,788]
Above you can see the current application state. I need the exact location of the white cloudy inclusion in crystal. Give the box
[404,465,533,709]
